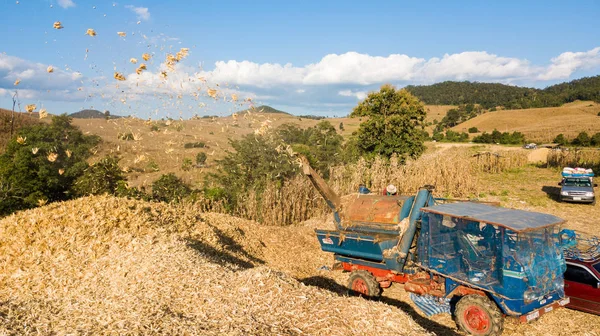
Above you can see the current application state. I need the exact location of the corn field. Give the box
[205,147,530,226]
[547,149,600,171]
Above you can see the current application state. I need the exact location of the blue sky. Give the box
[1,0,599,118]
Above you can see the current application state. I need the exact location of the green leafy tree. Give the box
[468,127,479,133]
[152,173,191,203]
[212,133,299,205]
[572,132,591,147]
[553,134,568,146]
[73,155,126,196]
[350,85,427,160]
[0,115,100,216]
[591,132,600,146]
[339,122,344,131]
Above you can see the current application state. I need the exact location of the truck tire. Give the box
[455,295,503,336]
[347,270,381,298]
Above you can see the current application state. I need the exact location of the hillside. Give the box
[451,101,600,142]
[406,75,600,109]
[236,105,291,115]
[70,109,122,119]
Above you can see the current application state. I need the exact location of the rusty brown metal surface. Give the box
[300,156,341,212]
[343,195,405,224]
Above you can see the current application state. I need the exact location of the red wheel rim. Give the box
[463,305,491,334]
[352,278,369,296]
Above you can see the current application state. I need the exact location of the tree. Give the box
[350,85,427,160]
[152,173,191,203]
[468,127,479,133]
[553,134,568,146]
[591,132,600,146]
[572,132,591,147]
[0,114,100,216]
[73,155,126,196]
[339,122,344,131]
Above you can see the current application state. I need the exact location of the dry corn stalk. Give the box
[16,136,26,145]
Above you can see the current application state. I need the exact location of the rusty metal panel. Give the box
[342,195,407,224]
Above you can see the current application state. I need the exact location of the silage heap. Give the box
[0,196,430,335]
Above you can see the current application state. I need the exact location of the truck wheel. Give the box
[455,295,503,336]
[347,270,381,298]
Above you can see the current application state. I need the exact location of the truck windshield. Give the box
[563,178,592,187]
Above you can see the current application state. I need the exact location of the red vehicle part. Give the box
[564,259,600,315]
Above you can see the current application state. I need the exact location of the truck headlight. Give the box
[585,192,594,197]
[561,191,569,196]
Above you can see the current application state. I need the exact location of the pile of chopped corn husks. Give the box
[0,196,431,335]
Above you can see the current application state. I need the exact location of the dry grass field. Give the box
[452,101,600,143]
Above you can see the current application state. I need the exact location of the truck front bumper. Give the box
[560,195,595,203]
[519,297,570,323]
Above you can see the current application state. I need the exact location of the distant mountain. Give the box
[70,109,122,119]
[405,75,600,109]
[236,105,291,115]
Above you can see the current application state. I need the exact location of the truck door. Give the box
[564,262,600,314]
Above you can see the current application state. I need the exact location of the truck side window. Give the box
[565,264,598,287]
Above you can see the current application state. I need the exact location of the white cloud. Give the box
[0,54,83,93]
[538,47,600,80]
[126,5,150,21]
[199,47,600,88]
[338,89,367,100]
[57,0,75,9]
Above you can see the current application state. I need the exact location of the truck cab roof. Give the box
[422,202,565,232]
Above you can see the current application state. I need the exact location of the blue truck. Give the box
[301,158,570,335]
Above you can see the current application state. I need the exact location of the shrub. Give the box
[468,127,479,133]
[73,156,126,196]
[151,173,191,203]
[184,141,205,149]
[146,160,160,172]
[150,124,160,132]
[339,122,344,131]
[181,158,193,171]
[196,152,207,166]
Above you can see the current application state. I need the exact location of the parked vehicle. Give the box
[301,157,570,336]
[559,168,596,205]
[560,230,600,315]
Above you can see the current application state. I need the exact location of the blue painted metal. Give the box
[422,202,565,232]
[315,230,398,262]
[419,209,567,316]
[398,188,433,258]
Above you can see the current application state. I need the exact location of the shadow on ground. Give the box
[300,276,460,336]
[542,186,561,202]
[186,226,265,270]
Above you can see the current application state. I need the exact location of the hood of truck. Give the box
[561,185,594,193]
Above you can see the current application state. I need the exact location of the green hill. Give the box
[70,109,122,119]
[405,75,600,109]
